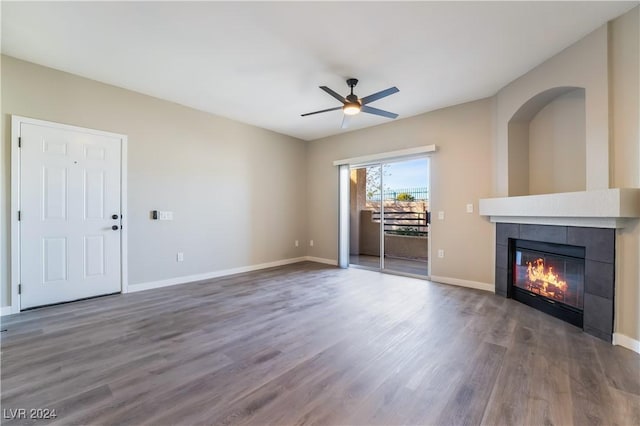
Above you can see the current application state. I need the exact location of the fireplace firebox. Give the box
[495,224,615,343]
[511,240,585,327]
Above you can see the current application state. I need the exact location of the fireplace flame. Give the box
[526,258,568,293]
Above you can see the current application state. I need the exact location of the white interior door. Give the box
[20,122,122,309]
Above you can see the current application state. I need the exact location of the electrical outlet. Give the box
[310,240,314,247]
[177,252,184,262]
[295,240,299,247]
[466,203,474,213]
[437,249,445,258]
[438,211,445,220]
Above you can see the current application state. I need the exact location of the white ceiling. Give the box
[2,1,637,141]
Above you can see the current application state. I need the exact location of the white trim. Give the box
[120,135,129,294]
[12,116,128,139]
[380,165,385,269]
[305,256,338,266]
[613,333,640,354]
[430,275,494,293]
[426,156,432,277]
[479,188,640,229]
[485,216,631,229]
[10,117,21,314]
[10,115,128,311]
[333,145,437,166]
[128,257,309,293]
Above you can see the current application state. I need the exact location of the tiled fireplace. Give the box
[495,223,614,342]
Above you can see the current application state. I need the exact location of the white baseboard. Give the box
[305,256,338,266]
[128,256,309,293]
[429,275,494,293]
[613,332,640,354]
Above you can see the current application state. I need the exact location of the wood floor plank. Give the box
[608,386,640,426]
[435,342,506,426]
[567,330,619,426]
[1,261,638,425]
[593,338,640,397]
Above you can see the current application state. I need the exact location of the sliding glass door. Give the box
[382,158,429,276]
[348,157,430,277]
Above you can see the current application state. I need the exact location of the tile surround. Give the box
[495,223,615,342]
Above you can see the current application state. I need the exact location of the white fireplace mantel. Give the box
[479,188,640,229]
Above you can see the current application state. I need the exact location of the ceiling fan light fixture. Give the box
[343,102,361,115]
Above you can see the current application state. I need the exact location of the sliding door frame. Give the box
[336,145,436,279]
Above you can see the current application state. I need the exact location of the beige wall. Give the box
[529,89,586,195]
[507,121,529,196]
[307,98,495,286]
[1,56,308,308]
[496,25,609,196]
[609,7,640,341]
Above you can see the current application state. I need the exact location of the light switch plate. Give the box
[466,203,474,213]
[438,211,445,220]
[158,211,173,220]
[437,249,445,258]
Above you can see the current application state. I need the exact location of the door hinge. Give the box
[18,284,22,295]
[18,137,21,148]
[18,210,21,221]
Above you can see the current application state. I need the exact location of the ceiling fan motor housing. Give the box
[346,79,360,104]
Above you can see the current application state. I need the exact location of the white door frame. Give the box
[10,115,128,314]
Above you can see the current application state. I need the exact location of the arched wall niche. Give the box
[508,86,586,196]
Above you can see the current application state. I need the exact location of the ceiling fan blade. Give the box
[320,86,346,103]
[341,114,351,129]
[301,106,343,117]
[360,87,399,105]
[361,105,399,119]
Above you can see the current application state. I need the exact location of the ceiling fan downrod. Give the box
[346,79,359,104]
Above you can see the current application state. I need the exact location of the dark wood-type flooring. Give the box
[1,262,639,425]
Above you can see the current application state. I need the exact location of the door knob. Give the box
[112,225,119,230]
[112,214,119,220]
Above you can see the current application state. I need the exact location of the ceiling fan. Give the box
[301,78,399,128]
